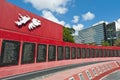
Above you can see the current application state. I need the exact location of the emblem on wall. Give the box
[15,13,41,30]
[28,18,41,30]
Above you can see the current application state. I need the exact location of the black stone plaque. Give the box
[48,45,56,61]
[37,44,46,62]
[118,50,120,57]
[95,49,99,57]
[87,48,90,58]
[110,50,114,57]
[57,46,64,60]
[91,49,95,58]
[0,40,20,66]
[82,48,86,58]
[107,49,110,57]
[99,49,102,57]
[65,47,70,59]
[71,47,76,59]
[103,49,106,57]
[22,42,35,64]
[77,48,81,58]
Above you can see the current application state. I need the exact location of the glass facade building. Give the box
[75,23,106,45]
[75,22,119,46]
[106,22,117,46]
[117,31,120,39]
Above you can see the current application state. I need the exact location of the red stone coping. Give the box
[44,61,120,80]
[1,58,119,78]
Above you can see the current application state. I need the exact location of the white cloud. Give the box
[42,10,65,25]
[117,18,120,23]
[24,0,71,14]
[72,16,79,23]
[73,24,84,31]
[82,12,95,21]
[65,24,71,28]
[73,24,84,35]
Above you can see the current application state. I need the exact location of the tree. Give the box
[63,27,75,43]
[101,41,110,46]
[114,38,120,46]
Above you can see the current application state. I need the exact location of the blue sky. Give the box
[7,0,120,35]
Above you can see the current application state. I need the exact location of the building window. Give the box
[0,40,20,66]
[37,44,46,62]
[48,45,56,61]
[22,42,35,64]
[57,46,64,60]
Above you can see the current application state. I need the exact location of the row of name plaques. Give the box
[0,40,78,67]
[1,40,118,67]
[0,40,55,66]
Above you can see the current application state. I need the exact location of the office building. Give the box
[75,21,119,46]
[106,22,117,45]
[75,22,106,45]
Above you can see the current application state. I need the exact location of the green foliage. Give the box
[114,38,120,46]
[101,41,110,46]
[63,27,75,43]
